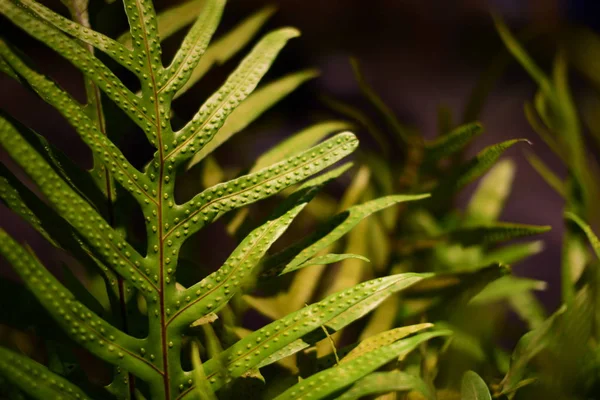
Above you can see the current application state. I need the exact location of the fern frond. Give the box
[0,230,158,379]
[337,371,433,400]
[262,194,430,277]
[274,329,451,400]
[0,117,156,295]
[0,347,92,400]
[190,273,433,395]
[0,1,460,398]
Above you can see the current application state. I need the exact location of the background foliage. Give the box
[1,0,600,399]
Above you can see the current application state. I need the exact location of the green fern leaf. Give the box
[337,371,433,400]
[262,194,429,277]
[196,273,432,394]
[0,117,155,294]
[427,139,528,207]
[0,1,470,398]
[0,230,158,380]
[565,212,600,259]
[465,158,516,224]
[186,70,320,169]
[525,151,566,198]
[0,347,92,400]
[479,240,544,266]
[424,122,483,164]
[444,223,551,247]
[274,330,451,400]
[461,370,492,400]
[174,5,277,99]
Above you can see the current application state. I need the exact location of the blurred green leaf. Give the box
[499,306,566,397]
[465,158,515,225]
[253,121,353,173]
[274,330,451,400]
[427,139,527,207]
[565,212,600,260]
[119,0,206,46]
[567,26,600,89]
[509,291,547,330]
[424,122,483,165]
[186,69,319,169]
[493,14,552,96]
[470,276,546,305]
[444,223,551,247]
[350,57,412,143]
[262,194,430,277]
[191,341,218,400]
[338,370,434,400]
[461,370,492,400]
[525,152,566,198]
[321,95,390,157]
[479,240,544,266]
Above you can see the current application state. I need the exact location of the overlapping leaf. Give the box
[338,371,433,400]
[0,230,158,380]
[261,194,430,277]
[462,371,492,400]
[0,0,377,398]
[0,347,92,400]
[189,273,433,395]
[274,330,451,400]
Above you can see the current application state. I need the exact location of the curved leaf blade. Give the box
[428,139,527,207]
[252,121,353,173]
[274,330,451,400]
[462,370,492,400]
[165,132,359,245]
[118,0,204,46]
[0,46,156,204]
[0,347,92,400]
[471,276,546,305]
[168,184,322,329]
[177,273,432,397]
[0,117,157,296]
[174,5,277,98]
[466,158,516,224]
[186,69,319,169]
[0,230,158,380]
[338,371,433,400]
[171,28,300,166]
[18,0,133,71]
[191,341,218,400]
[342,324,433,363]
[350,57,411,143]
[565,212,600,259]
[300,253,370,268]
[424,122,483,164]
[493,14,552,95]
[445,223,551,247]
[161,0,225,96]
[525,151,566,198]
[262,194,430,277]
[0,4,154,132]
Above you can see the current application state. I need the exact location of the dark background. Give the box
[2,0,599,319]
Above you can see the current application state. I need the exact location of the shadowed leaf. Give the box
[462,370,492,400]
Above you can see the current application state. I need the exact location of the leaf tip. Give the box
[278,27,301,39]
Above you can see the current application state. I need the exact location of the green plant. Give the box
[488,17,600,399]
[0,0,461,399]
[268,54,554,394]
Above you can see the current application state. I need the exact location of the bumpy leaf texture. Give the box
[0,1,439,399]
